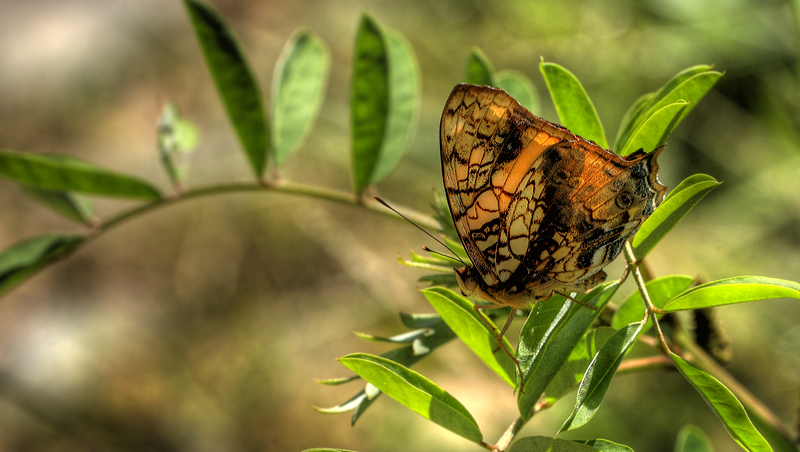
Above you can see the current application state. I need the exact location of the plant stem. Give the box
[98,180,441,235]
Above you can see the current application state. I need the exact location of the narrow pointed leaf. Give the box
[517,282,619,419]
[559,321,644,433]
[573,439,634,452]
[675,424,715,452]
[422,287,516,386]
[495,70,540,114]
[272,29,330,166]
[611,275,694,333]
[350,14,389,194]
[649,65,715,110]
[614,93,654,152]
[184,0,269,176]
[339,353,483,443]
[0,151,160,200]
[303,449,358,452]
[670,353,772,451]
[0,234,83,296]
[22,187,94,225]
[615,65,713,151]
[632,174,720,260]
[540,62,608,148]
[619,71,721,154]
[663,277,800,312]
[508,436,601,452]
[463,47,494,86]
[369,30,420,183]
[618,101,687,156]
[399,312,442,329]
[544,327,617,403]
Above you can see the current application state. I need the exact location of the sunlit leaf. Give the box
[632,174,720,260]
[517,282,619,419]
[559,322,644,433]
[674,424,715,452]
[0,150,161,200]
[544,327,617,403]
[670,353,772,451]
[184,0,269,177]
[614,92,654,152]
[422,287,517,386]
[369,30,420,183]
[611,274,694,333]
[463,47,494,86]
[495,70,540,114]
[339,353,483,443]
[508,436,601,452]
[0,234,83,297]
[615,65,712,151]
[663,277,800,312]
[618,101,687,156]
[350,13,389,194]
[272,29,330,166]
[619,71,722,154]
[573,439,634,452]
[303,448,358,452]
[540,62,608,148]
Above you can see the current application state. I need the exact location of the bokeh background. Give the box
[1,0,799,451]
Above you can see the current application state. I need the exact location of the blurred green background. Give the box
[1,0,799,451]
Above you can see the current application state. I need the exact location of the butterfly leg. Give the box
[473,304,524,390]
[555,290,598,310]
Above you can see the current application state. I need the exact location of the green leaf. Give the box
[614,93,654,152]
[675,424,715,452]
[495,70,540,114]
[517,282,619,419]
[559,321,644,433]
[544,327,617,403]
[611,275,694,333]
[573,439,634,452]
[339,353,483,443]
[508,436,601,452]
[421,287,517,387]
[0,150,161,200]
[22,187,94,225]
[620,71,722,154]
[369,30,420,183]
[399,312,442,329]
[632,174,720,260]
[670,353,772,451]
[302,449,358,452]
[158,103,199,188]
[184,0,269,177]
[540,62,608,148]
[614,65,712,151]
[618,101,687,156]
[463,47,494,86]
[350,14,390,194]
[0,235,83,297]
[663,277,800,312]
[272,29,330,167]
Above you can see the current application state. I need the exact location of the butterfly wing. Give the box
[440,84,573,290]
[497,138,666,297]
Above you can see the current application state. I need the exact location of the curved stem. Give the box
[98,180,441,235]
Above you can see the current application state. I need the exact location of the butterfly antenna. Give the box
[373,196,468,267]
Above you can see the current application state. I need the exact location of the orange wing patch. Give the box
[440,84,666,309]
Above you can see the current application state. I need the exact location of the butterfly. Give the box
[440,83,666,347]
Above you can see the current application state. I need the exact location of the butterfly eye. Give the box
[616,192,634,208]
